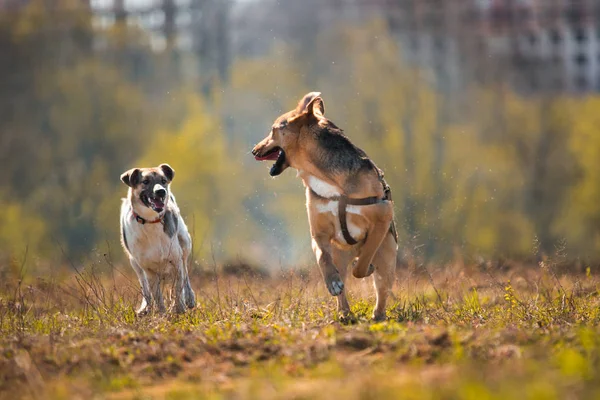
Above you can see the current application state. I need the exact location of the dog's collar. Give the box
[131,210,164,225]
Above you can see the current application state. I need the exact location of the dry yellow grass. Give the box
[2,260,600,399]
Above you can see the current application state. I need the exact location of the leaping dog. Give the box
[252,92,398,321]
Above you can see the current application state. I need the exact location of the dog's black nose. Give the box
[154,188,166,197]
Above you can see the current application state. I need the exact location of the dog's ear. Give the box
[120,168,141,187]
[305,95,325,119]
[295,91,322,114]
[159,163,175,182]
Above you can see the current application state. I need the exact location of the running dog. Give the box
[120,164,196,315]
[252,92,398,321]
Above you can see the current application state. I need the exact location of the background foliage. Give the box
[1,0,599,270]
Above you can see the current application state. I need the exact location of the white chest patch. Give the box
[126,221,182,266]
[121,200,183,271]
[307,175,341,198]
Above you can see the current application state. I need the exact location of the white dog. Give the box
[119,163,195,315]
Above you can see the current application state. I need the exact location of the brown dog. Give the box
[252,92,397,321]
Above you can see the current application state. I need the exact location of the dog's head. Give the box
[252,91,325,176]
[120,164,175,214]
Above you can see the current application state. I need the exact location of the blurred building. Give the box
[391,0,600,94]
[0,0,31,8]
[479,0,600,93]
[0,0,91,9]
[89,0,192,50]
[5,0,599,95]
[88,0,230,86]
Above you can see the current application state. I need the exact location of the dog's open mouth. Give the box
[254,147,281,161]
[255,147,287,176]
[142,193,165,213]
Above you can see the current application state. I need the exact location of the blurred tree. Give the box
[559,97,600,257]
[191,0,231,95]
[0,0,598,268]
[133,92,260,262]
[0,0,173,260]
[468,89,578,257]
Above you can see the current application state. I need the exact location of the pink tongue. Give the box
[255,151,280,161]
[152,199,164,208]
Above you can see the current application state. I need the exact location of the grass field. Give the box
[2,259,600,399]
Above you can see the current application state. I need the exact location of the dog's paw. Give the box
[352,260,376,279]
[371,311,387,322]
[325,274,344,296]
[156,305,167,315]
[185,292,196,309]
[174,303,187,314]
[135,307,151,318]
[339,312,358,325]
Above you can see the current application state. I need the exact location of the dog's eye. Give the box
[161,179,167,184]
[142,179,150,185]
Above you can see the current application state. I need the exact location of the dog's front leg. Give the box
[149,272,167,314]
[312,236,344,296]
[130,259,152,315]
[332,247,352,318]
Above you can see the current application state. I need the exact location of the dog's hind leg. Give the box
[173,261,188,314]
[183,273,196,309]
[332,247,352,319]
[130,259,152,315]
[370,232,397,321]
[312,236,344,296]
[179,234,196,309]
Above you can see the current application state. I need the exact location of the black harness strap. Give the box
[309,159,398,245]
[338,195,357,245]
[310,188,393,245]
[371,163,398,244]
